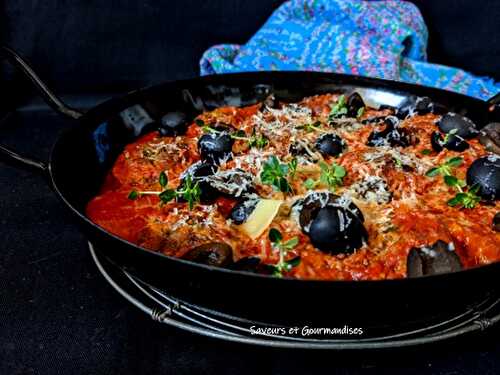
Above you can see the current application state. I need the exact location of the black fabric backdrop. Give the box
[1,1,500,374]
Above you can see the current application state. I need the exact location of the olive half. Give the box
[297,192,367,255]
[198,125,234,164]
[430,131,469,152]
[315,133,346,157]
[179,161,219,203]
[367,116,410,148]
[466,155,500,200]
[437,113,479,139]
[346,92,365,117]
[406,240,462,277]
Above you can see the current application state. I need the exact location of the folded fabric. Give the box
[200,0,500,101]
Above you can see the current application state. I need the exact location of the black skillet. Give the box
[2,46,500,334]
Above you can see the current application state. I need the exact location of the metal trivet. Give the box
[89,242,500,349]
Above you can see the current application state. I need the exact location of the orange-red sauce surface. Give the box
[86,94,500,280]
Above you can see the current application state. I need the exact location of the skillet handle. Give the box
[0,46,84,173]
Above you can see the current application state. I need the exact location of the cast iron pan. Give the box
[2,46,500,335]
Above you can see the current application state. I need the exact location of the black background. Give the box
[1,1,500,374]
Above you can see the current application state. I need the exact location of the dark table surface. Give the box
[1,96,500,375]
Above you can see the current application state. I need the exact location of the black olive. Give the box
[430,131,469,152]
[229,199,258,224]
[179,161,219,203]
[315,133,345,157]
[198,126,234,164]
[308,206,368,254]
[298,192,364,234]
[493,212,500,232]
[204,169,255,198]
[182,242,233,267]
[346,92,365,117]
[437,113,479,139]
[479,123,500,155]
[367,116,410,147]
[431,131,444,152]
[158,111,188,136]
[466,155,500,200]
[228,257,272,274]
[407,240,462,277]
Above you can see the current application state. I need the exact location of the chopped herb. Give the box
[421,149,432,155]
[247,128,269,149]
[260,155,295,193]
[319,161,346,191]
[296,121,322,133]
[268,228,300,277]
[356,107,365,119]
[328,95,348,121]
[393,157,403,169]
[426,157,480,209]
[304,178,319,190]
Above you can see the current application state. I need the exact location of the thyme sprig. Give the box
[425,156,481,208]
[260,155,298,193]
[268,228,301,277]
[128,172,201,209]
[304,161,346,191]
[328,95,348,120]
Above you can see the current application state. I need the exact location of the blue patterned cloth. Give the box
[200,0,500,100]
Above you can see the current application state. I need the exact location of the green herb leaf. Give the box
[282,237,299,250]
[356,107,365,119]
[260,155,294,193]
[288,158,298,178]
[425,167,441,177]
[194,119,205,127]
[446,157,463,168]
[158,189,176,204]
[447,194,465,207]
[159,171,168,188]
[444,175,458,187]
[286,256,301,268]
[128,190,139,200]
[319,161,346,191]
[328,95,349,120]
[269,228,283,244]
[304,178,318,190]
